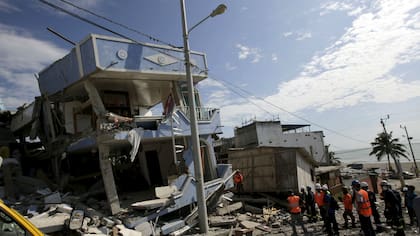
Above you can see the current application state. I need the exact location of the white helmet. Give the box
[360,182,369,188]
[380,180,389,186]
[315,183,322,190]
[322,184,329,190]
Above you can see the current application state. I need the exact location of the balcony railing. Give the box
[178,106,218,121]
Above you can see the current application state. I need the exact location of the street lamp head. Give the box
[210,4,227,17]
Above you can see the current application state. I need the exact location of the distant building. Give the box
[233,121,329,165]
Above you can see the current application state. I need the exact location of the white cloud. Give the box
[271,53,278,62]
[320,1,365,16]
[218,0,420,129]
[283,31,293,37]
[296,32,312,41]
[236,44,262,63]
[0,0,20,13]
[0,24,67,110]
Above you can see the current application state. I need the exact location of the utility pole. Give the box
[401,125,419,177]
[380,115,392,171]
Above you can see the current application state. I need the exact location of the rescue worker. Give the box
[287,190,308,236]
[352,180,375,236]
[406,185,417,226]
[299,186,307,216]
[233,170,244,194]
[315,183,327,229]
[342,186,356,228]
[306,185,317,223]
[323,184,339,235]
[360,181,382,230]
[380,180,405,235]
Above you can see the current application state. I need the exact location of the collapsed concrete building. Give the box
[9,34,233,227]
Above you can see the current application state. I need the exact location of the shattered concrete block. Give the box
[69,210,85,230]
[57,203,73,214]
[216,201,243,215]
[169,225,190,236]
[134,221,154,236]
[115,224,143,236]
[155,185,177,199]
[101,217,115,228]
[239,220,261,229]
[44,191,61,204]
[161,219,185,235]
[29,212,70,234]
[209,215,237,227]
[131,198,170,210]
[36,188,52,196]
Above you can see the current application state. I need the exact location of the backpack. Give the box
[330,196,339,210]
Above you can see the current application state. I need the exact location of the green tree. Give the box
[369,132,409,188]
[328,151,341,166]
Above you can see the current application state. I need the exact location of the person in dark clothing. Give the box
[299,186,307,216]
[306,185,317,223]
[323,184,339,236]
[406,185,418,226]
[380,180,405,236]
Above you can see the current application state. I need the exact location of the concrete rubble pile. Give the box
[1,176,297,236]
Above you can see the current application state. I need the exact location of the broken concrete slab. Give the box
[209,215,237,227]
[216,201,243,215]
[131,198,170,210]
[155,185,177,199]
[134,221,154,236]
[44,191,61,204]
[69,209,85,230]
[114,224,143,236]
[169,225,191,236]
[29,212,70,234]
[161,219,185,235]
[57,203,73,214]
[239,220,261,229]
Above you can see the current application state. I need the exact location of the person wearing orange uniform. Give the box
[342,186,356,228]
[233,170,244,194]
[352,180,375,236]
[314,183,327,231]
[287,190,308,236]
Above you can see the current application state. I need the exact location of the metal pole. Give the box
[402,125,419,177]
[180,0,209,233]
[380,118,392,171]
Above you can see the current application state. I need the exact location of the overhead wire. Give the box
[55,0,179,48]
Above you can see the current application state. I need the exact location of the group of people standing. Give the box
[287,179,418,236]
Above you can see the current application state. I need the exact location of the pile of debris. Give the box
[2,176,295,236]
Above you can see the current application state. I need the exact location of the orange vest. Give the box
[315,191,325,207]
[343,193,353,210]
[233,172,243,184]
[288,195,301,213]
[357,189,372,217]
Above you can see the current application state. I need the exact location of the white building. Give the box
[234,121,329,165]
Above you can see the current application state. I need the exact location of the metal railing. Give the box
[178,106,218,121]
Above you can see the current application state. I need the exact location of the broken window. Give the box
[102,91,131,117]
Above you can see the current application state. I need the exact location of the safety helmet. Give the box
[380,180,389,186]
[402,187,408,192]
[306,186,312,190]
[322,184,329,190]
[351,180,360,186]
[360,181,369,188]
[315,183,322,190]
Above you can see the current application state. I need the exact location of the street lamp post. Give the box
[401,125,419,177]
[179,1,226,233]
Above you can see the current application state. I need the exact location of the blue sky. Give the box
[0,0,419,154]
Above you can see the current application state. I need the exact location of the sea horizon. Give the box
[334,142,420,164]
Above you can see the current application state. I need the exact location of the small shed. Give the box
[228,146,317,194]
[315,165,343,195]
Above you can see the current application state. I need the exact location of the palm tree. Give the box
[328,151,341,166]
[369,132,409,188]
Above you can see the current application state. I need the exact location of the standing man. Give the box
[380,180,405,235]
[342,186,356,228]
[300,186,307,217]
[323,184,339,236]
[306,186,317,223]
[360,182,382,231]
[352,180,376,236]
[233,170,244,195]
[315,183,327,230]
[287,190,308,236]
[406,185,417,227]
